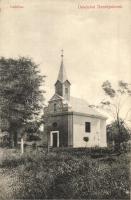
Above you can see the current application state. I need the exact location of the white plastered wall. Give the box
[73,115,107,148]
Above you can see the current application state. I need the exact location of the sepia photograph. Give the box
[0,0,131,199]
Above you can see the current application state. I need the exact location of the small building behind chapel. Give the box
[43,52,107,148]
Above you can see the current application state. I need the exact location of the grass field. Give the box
[0,147,130,199]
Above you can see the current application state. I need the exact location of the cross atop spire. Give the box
[61,49,64,56]
[61,49,64,60]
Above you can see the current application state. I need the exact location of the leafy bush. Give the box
[26,134,41,141]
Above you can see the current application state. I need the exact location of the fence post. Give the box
[21,137,24,154]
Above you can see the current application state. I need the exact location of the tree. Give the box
[83,136,89,147]
[0,57,45,147]
[25,120,43,141]
[101,80,131,149]
[25,120,42,134]
[107,120,130,149]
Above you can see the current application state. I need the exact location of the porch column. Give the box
[57,132,59,147]
[50,131,53,146]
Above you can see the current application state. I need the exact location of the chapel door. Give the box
[53,132,57,147]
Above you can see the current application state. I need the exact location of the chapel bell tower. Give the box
[55,50,71,101]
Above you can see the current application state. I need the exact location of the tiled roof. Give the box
[69,96,107,119]
[48,94,107,119]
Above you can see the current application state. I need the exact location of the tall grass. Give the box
[0,148,130,199]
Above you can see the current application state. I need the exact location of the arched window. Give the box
[65,88,68,94]
[54,103,56,112]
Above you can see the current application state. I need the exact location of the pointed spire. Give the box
[57,49,68,83]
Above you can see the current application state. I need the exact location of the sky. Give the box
[0,0,131,124]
